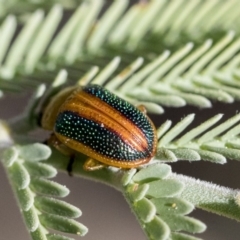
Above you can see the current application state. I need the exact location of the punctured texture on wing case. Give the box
[54,85,157,168]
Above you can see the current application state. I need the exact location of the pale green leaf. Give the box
[91,57,121,86]
[172,92,212,108]
[174,81,233,103]
[147,179,184,198]
[30,178,70,198]
[35,196,82,218]
[87,0,128,53]
[160,114,195,147]
[171,174,240,222]
[23,207,39,232]
[220,123,240,141]
[170,149,200,161]
[0,16,17,66]
[137,102,164,115]
[196,149,226,164]
[121,168,137,186]
[40,214,88,236]
[106,57,144,91]
[134,198,156,223]
[198,114,240,144]
[119,51,170,93]
[3,10,44,78]
[65,0,103,64]
[128,183,149,202]
[1,146,18,167]
[226,140,240,149]
[48,4,89,60]
[2,1,240,239]
[24,161,57,178]
[16,188,34,211]
[25,5,63,74]
[18,143,51,162]
[155,148,177,162]
[30,225,48,240]
[133,164,172,183]
[202,145,240,161]
[128,89,186,107]
[9,161,30,190]
[145,216,170,240]
[157,120,172,139]
[176,114,223,146]
[151,197,194,216]
[160,214,206,233]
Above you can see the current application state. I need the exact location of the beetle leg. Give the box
[66,154,75,176]
[83,158,105,171]
[45,133,75,176]
[137,104,147,114]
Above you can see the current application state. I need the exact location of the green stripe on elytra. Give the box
[55,111,150,161]
[82,84,154,150]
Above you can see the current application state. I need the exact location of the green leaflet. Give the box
[39,214,88,236]
[121,168,137,186]
[145,216,170,240]
[23,207,39,232]
[159,114,195,147]
[202,144,240,161]
[160,214,206,233]
[171,173,240,222]
[30,178,70,198]
[16,188,34,211]
[154,113,240,165]
[2,143,87,240]
[134,198,156,223]
[195,150,226,164]
[35,196,82,218]
[0,0,240,112]
[24,161,57,178]
[17,143,52,162]
[151,197,194,216]
[147,179,184,198]
[124,163,205,239]
[176,114,224,145]
[9,161,30,190]
[1,146,18,167]
[30,225,48,240]
[133,163,171,183]
[128,183,149,202]
[170,149,200,161]
[156,148,177,162]
[2,0,240,239]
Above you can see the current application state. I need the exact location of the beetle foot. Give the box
[137,104,147,114]
[83,158,105,171]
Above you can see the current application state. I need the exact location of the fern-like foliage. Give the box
[155,113,240,165]
[44,147,206,240]
[1,143,87,240]
[0,0,78,19]
[125,164,206,240]
[1,0,240,240]
[0,1,240,110]
[5,65,240,239]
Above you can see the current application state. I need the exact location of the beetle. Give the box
[41,84,157,171]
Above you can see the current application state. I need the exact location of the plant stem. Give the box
[46,149,127,191]
[171,173,240,222]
